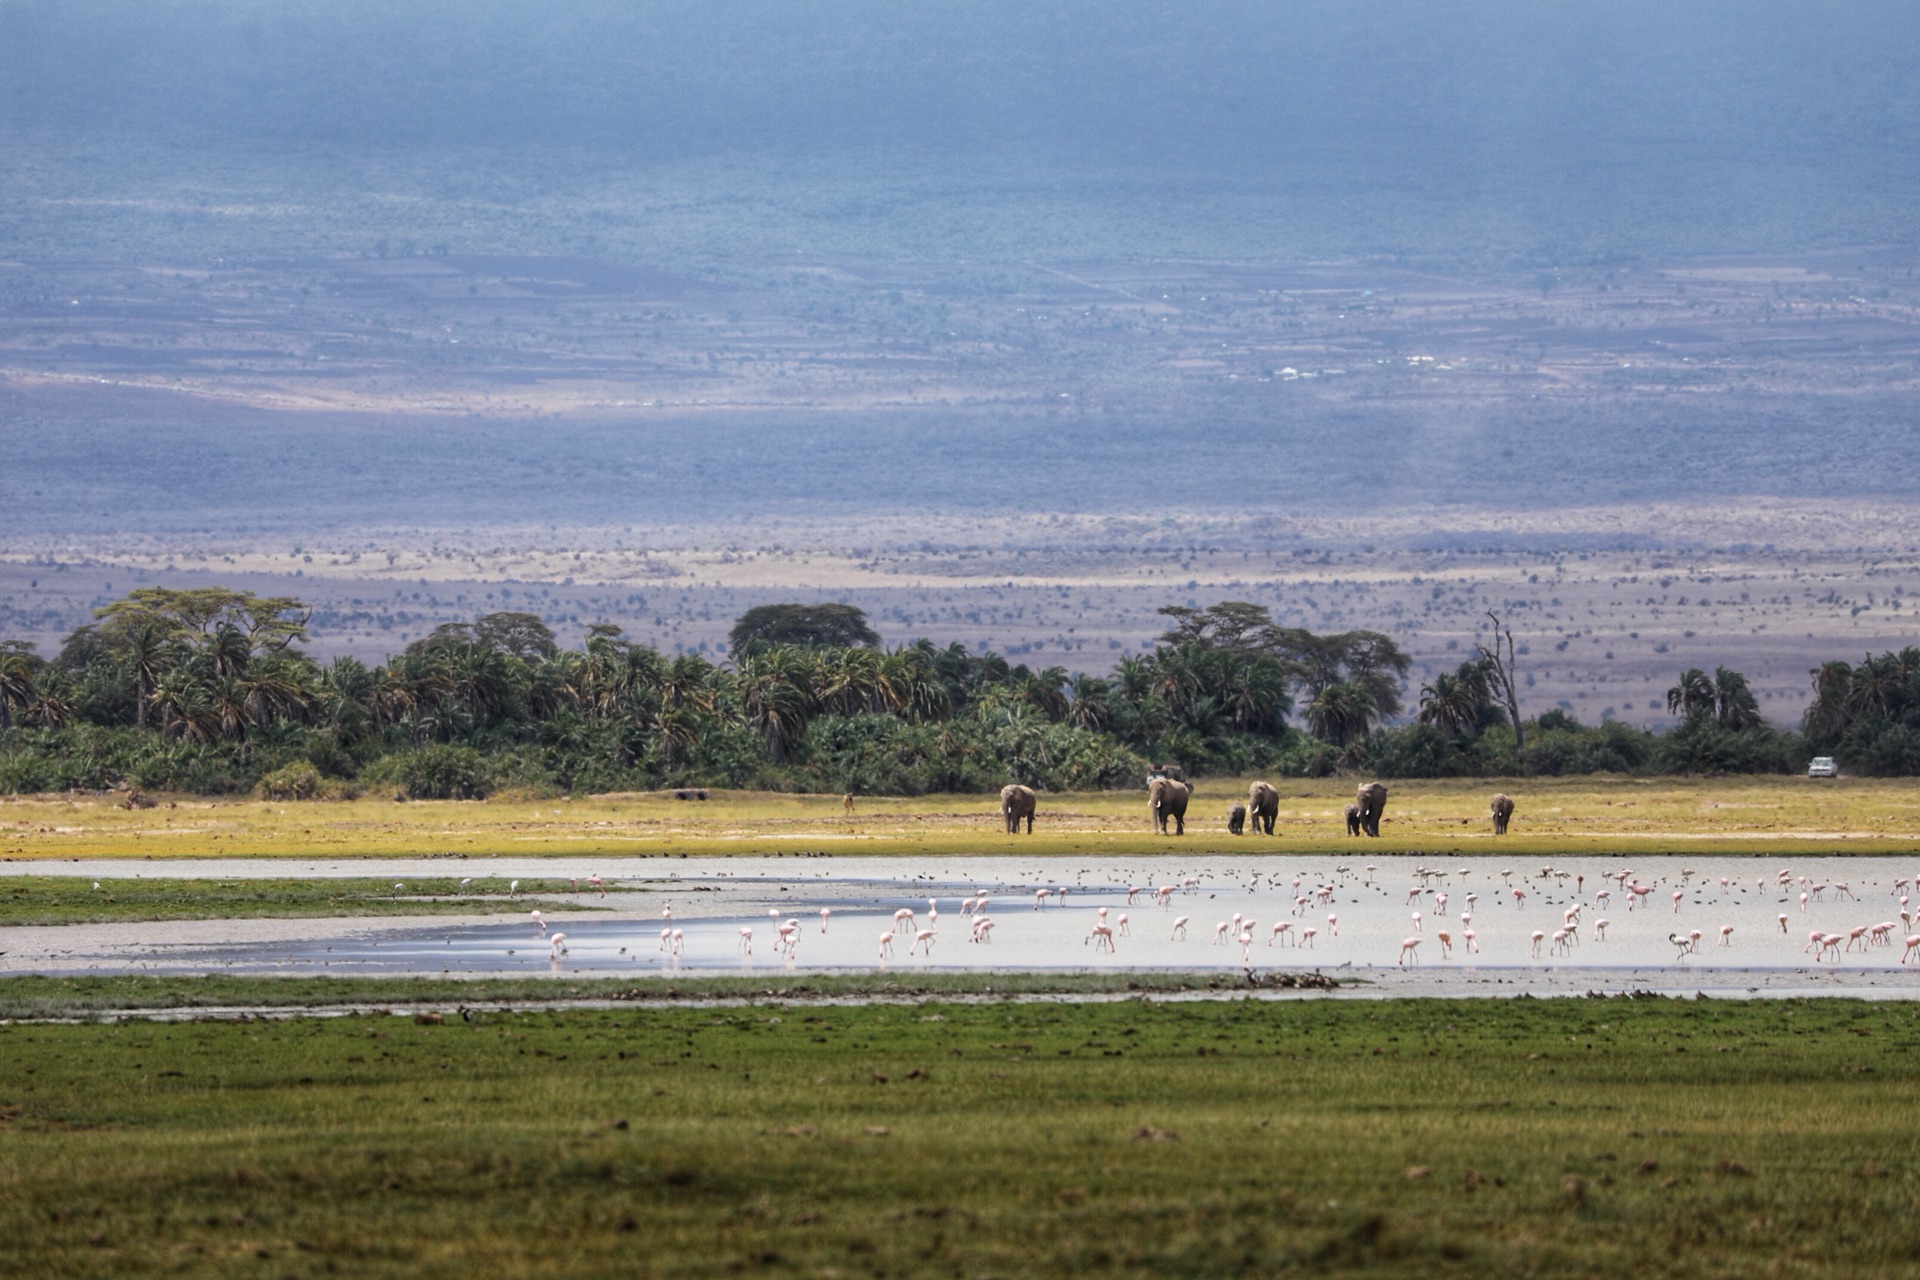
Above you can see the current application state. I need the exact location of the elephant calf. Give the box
[1344,803,1361,837]
[1227,803,1246,835]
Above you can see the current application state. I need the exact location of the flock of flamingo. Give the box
[502,859,1920,975]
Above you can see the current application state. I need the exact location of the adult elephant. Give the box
[1246,781,1279,835]
[1354,781,1388,838]
[1000,784,1037,834]
[1149,777,1190,835]
[1490,792,1515,836]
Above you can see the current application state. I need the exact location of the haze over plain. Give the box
[2,0,1918,723]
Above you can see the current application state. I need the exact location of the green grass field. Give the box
[4,775,1919,860]
[0,878,610,927]
[2,995,1917,1278]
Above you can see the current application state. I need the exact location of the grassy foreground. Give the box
[0,877,611,927]
[4,774,1919,860]
[2,998,1918,1277]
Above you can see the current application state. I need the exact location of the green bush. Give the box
[370,745,494,800]
[257,761,324,801]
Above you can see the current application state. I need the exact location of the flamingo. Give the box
[1511,887,1527,907]
[1269,921,1293,946]
[1327,913,1338,937]
[1156,885,1176,907]
[1088,923,1115,953]
[548,932,568,959]
[1820,933,1844,963]
[1436,931,1453,959]
[1778,913,1789,933]
[669,928,683,956]
[1411,911,1423,933]
[1212,921,1231,945]
[878,931,895,960]
[1239,930,1255,964]
[1718,924,1735,947]
[1033,889,1050,910]
[1462,928,1478,954]
[509,879,520,897]
[1594,918,1609,940]
[1804,931,1826,955]
[1668,932,1691,962]
[1116,912,1131,937]
[1171,915,1190,940]
[1687,929,1702,953]
[1127,886,1144,905]
[971,917,995,944]
[1903,935,1920,964]
[1398,937,1421,966]
[894,908,917,934]
[659,927,674,953]
[1529,930,1545,959]
[530,910,547,937]
[737,926,753,955]
[1846,925,1871,952]
[820,907,832,933]
[1301,926,1318,948]
[589,876,605,897]
[1672,890,1684,913]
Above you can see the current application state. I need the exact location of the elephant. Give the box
[1000,783,1037,834]
[1246,781,1279,835]
[1344,803,1361,837]
[1354,781,1388,838]
[1227,803,1247,835]
[1149,777,1190,835]
[1490,792,1515,835]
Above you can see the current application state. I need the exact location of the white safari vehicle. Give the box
[1807,756,1838,778]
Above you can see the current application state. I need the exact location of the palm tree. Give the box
[1711,666,1763,730]
[118,620,170,730]
[1306,681,1373,747]
[0,647,35,730]
[1666,669,1716,719]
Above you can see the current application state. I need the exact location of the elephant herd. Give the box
[1000,781,1519,837]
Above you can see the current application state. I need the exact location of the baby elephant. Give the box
[1227,803,1247,835]
[1344,803,1362,837]
[1490,792,1515,835]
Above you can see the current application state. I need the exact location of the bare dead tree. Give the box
[1476,610,1525,756]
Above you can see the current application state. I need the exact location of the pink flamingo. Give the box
[1411,911,1423,933]
[1301,926,1318,948]
[548,932,568,959]
[908,928,936,957]
[669,928,683,956]
[1820,933,1844,962]
[1686,929,1701,952]
[878,931,895,960]
[1436,931,1453,959]
[1594,918,1609,940]
[1406,886,1423,906]
[1462,928,1478,954]
[1327,913,1338,937]
[659,927,674,953]
[589,876,605,897]
[1804,931,1826,955]
[1127,886,1143,905]
[1087,924,1115,953]
[1211,921,1231,945]
[1398,937,1421,966]
[894,907,918,933]
[1718,924,1734,946]
[1871,922,1896,946]
[1239,930,1255,964]
[1435,892,1448,915]
[1529,930,1545,959]
[1182,876,1200,893]
[530,910,546,937]
[1511,887,1527,907]
[777,920,799,957]
[1465,892,1479,911]
[737,926,753,955]
[1117,912,1131,937]
[1903,935,1920,964]
[1156,885,1176,907]
[1268,921,1293,946]
[1033,889,1050,910]
[1170,915,1190,940]
[970,917,995,943]
[1846,925,1871,952]
[1672,890,1684,913]
[1800,892,1810,914]
[820,907,832,933]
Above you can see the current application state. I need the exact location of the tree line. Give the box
[0,590,1883,800]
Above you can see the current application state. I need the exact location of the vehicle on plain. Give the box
[1808,756,1838,778]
